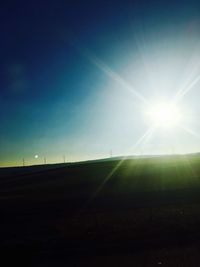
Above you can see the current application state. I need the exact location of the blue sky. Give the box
[1,0,200,166]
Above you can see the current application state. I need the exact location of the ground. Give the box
[1,155,200,266]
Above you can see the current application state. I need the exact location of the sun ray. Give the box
[77,126,155,215]
[173,73,200,103]
[94,126,155,194]
[180,125,200,140]
[76,46,149,105]
[89,54,149,104]
[170,127,199,184]
[94,125,155,194]
[134,32,156,93]
[181,154,198,181]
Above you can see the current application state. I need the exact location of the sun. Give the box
[147,102,182,128]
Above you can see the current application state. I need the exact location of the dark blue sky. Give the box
[1,0,200,166]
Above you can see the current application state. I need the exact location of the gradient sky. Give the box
[1,0,200,166]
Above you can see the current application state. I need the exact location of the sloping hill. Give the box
[1,155,200,266]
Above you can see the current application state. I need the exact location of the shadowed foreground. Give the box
[1,155,200,266]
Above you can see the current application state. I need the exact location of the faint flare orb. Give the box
[34,155,39,159]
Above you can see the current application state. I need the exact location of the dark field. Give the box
[1,155,200,266]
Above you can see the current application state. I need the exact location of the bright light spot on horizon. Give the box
[147,103,182,128]
[34,155,39,159]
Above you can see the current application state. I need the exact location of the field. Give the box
[1,155,200,266]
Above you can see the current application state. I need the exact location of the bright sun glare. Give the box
[147,103,182,128]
